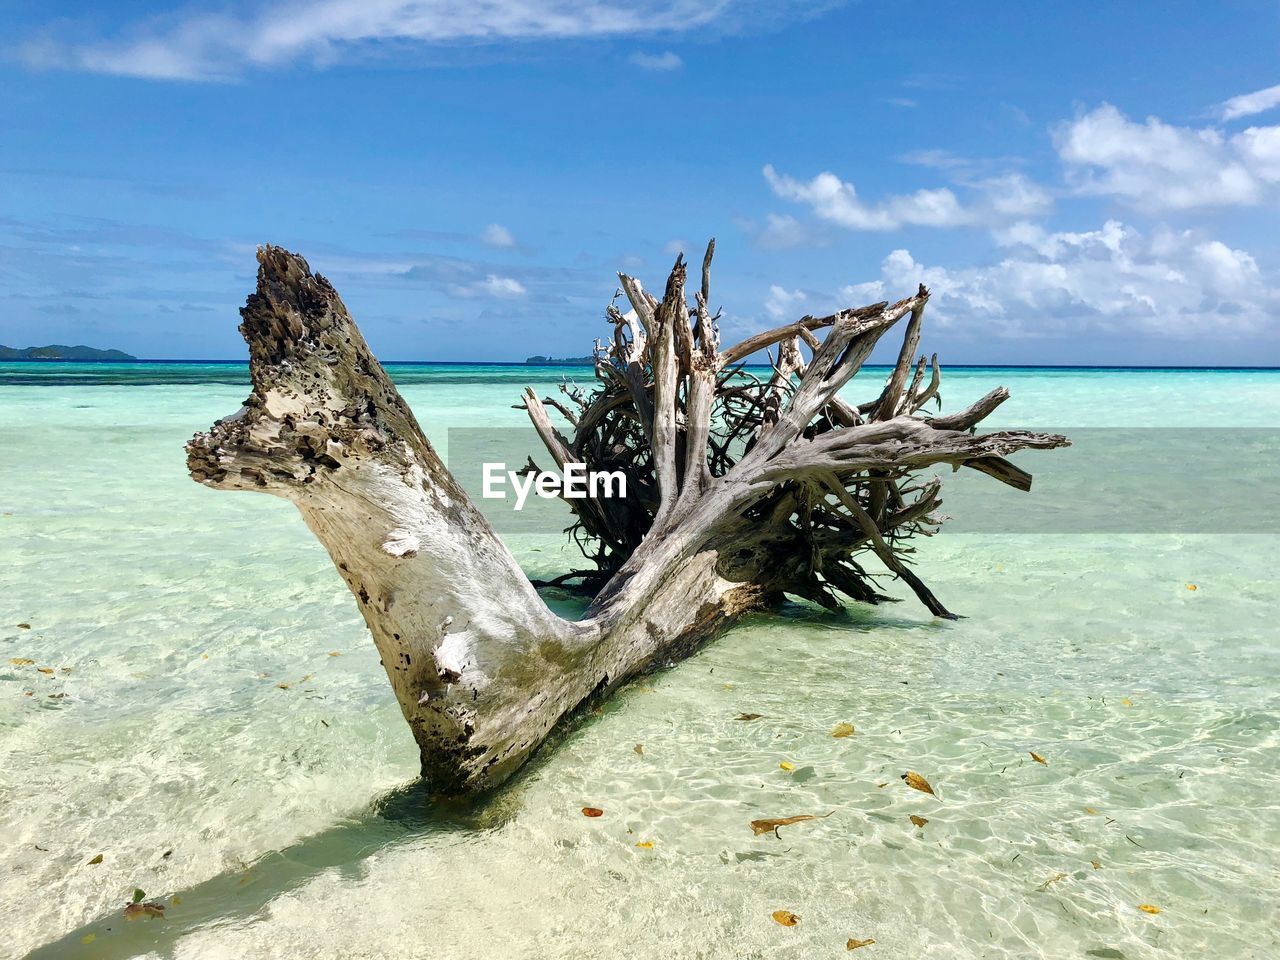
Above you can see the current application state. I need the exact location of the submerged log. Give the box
[188,243,1068,794]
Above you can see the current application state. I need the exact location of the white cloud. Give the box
[764,284,806,319]
[452,274,527,299]
[629,50,683,71]
[481,224,516,248]
[1220,83,1280,121]
[481,274,527,298]
[22,1,733,80]
[763,165,1050,231]
[841,220,1274,337]
[1054,103,1280,210]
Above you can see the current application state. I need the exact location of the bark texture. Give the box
[188,243,1068,794]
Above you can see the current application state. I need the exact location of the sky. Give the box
[2,1,1279,364]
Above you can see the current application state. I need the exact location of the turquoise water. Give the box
[2,363,1278,959]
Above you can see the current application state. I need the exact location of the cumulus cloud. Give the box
[480,274,527,298]
[842,220,1274,337]
[1219,83,1280,121]
[481,223,516,248]
[21,1,736,80]
[629,50,683,71]
[1054,103,1280,210]
[763,165,1050,231]
[451,274,527,299]
[764,284,806,319]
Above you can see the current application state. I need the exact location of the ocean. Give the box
[2,362,1278,959]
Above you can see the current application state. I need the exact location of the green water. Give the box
[1,363,1278,959]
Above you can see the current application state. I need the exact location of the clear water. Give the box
[1,363,1278,960]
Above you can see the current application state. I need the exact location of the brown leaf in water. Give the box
[1185,583,1197,591]
[771,910,800,927]
[87,854,103,865]
[847,938,876,950]
[581,807,604,818]
[17,623,31,629]
[1090,860,1102,870]
[37,667,54,674]
[1138,904,1161,914]
[328,651,342,657]
[123,901,166,921]
[276,682,290,690]
[909,815,928,828]
[734,713,763,721]
[901,771,935,796]
[1030,752,1047,765]
[831,722,855,738]
[750,812,833,837]
[633,744,644,755]
[9,658,34,666]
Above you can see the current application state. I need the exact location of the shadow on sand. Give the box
[23,779,525,959]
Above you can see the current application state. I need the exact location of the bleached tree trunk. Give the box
[188,245,1066,794]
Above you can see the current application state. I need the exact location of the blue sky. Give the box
[2,1,1279,364]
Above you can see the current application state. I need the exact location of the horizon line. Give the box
[3,358,1280,372]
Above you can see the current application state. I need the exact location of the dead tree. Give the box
[187,243,1068,795]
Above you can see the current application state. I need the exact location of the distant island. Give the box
[0,344,137,361]
[525,355,594,365]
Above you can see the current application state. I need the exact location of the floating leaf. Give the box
[1138,904,1160,914]
[132,888,146,903]
[901,771,935,796]
[37,667,54,675]
[909,815,928,828]
[1085,807,1099,815]
[1185,584,1197,591]
[779,761,796,772]
[771,910,800,927]
[581,807,604,818]
[81,934,96,945]
[847,938,876,950]
[328,651,342,656]
[276,682,290,690]
[1030,752,1047,765]
[635,840,654,849]
[17,623,31,630]
[734,713,763,721]
[1090,860,1102,869]
[124,901,166,921]
[831,722,855,738]
[9,658,34,666]
[88,854,104,865]
[1036,872,1067,891]
[750,812,833,837]
[171,895,183,906]
[633,744,644,755]
[1120,698,1133,708]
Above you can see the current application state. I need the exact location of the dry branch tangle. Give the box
[188,243,1068,794]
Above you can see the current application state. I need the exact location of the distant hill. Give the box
[0,344,137,361]
[525,355,594,365]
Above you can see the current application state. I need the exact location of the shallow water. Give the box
[1,363,1278,959]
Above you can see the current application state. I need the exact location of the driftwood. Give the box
[187,243,1068,794]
